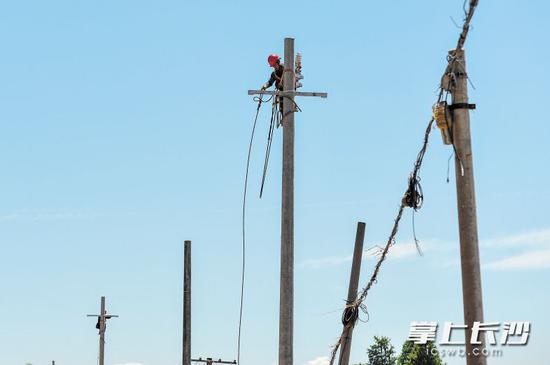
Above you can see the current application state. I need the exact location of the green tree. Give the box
[366,336,396,365]
[397,341,443,365]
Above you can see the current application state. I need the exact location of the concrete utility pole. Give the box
[183,240,192,365]
[99,297,106,365]
[248,37,327,365]
[87,296,118,365]
[279,37,295,365]
[338,222,366,365]
[449,49,486,365]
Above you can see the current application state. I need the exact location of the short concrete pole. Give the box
[338,222,366,365]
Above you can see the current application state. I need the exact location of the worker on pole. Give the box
[261,54,284,91]
[261,54,285,120]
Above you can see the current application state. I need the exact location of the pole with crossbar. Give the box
[87,296,118,365]
[248,37,327,365]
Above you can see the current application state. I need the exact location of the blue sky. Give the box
[0,1,549,364]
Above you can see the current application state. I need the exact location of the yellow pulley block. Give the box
[432,101,453,145]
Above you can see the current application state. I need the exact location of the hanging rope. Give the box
[259,99,279,198]
[259,94,301,198]
[239,90,301,363]
[328,2,480,364]
[238,94,270,365]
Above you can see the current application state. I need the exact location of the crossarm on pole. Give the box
[248,90,328,98]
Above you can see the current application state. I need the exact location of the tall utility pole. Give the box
[279,37,295,365]
[450,49,486,365]
[87,296,118,365]
[338,222,366,365]
[183,240,192,365]
[248,37,327,365]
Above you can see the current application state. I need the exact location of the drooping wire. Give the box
[412,211,423,256]
[280,95,302,122]
[238,95,268,365]
[329,118,434,365]
[446,151,454,183]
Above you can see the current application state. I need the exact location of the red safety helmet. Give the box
[267,54,280,67]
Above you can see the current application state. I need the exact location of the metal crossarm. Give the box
[248,89,327,98]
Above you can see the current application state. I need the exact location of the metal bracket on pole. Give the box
[450,103,476,110]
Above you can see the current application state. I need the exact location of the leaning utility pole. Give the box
[449,48,486,365]
[338,222,366,365]
[248,37,327,365]
[87,296,119,365]
[183,240,192,365]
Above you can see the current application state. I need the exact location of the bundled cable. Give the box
[328,2,480,364]
[259,99,280,198]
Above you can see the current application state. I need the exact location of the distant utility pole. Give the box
[183,244,235,365]
[449,49,486,365]
[87,296,119,365]
[192,357,237,365]
[338,222,366,365]
[183,240,192,365]
[248,37,327,365]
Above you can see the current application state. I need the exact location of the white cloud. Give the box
[304,356,329,365]
[299,227,550,271]
[113,363,144,365]
[300,254,353,269]
[484,248,550,270]
[482,228,550,247]
[299,241,429,269]
[481,227,550,271]
[388,242,423,259]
